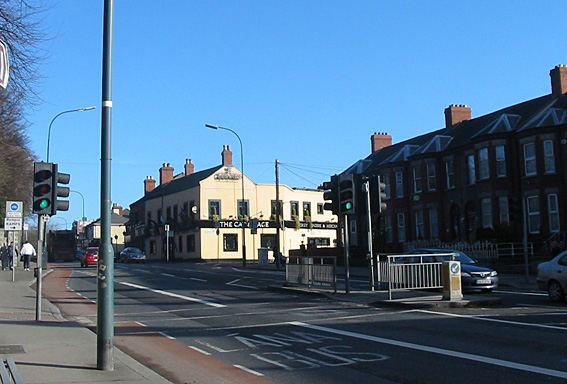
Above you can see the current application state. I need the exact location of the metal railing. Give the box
[380,254,452,300]
[286,256,337,293]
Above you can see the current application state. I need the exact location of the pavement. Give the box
[0,261,540,384]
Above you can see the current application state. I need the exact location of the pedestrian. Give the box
[0,243,8,270]
[20,240,36,271]
[8,241,17,270]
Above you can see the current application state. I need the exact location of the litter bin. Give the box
[258,247,269,266]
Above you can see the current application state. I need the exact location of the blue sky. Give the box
[25,1,566,228]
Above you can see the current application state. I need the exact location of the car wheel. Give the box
[548,280,566,302]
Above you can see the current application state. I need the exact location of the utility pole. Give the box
[275,159,281,269]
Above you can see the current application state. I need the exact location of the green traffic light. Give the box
[39,199,50,209]
[344,202,352,210]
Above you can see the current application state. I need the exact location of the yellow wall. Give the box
[144,166,337,261]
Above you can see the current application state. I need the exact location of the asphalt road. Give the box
[61,261,567,384]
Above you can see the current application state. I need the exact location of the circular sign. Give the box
[10,202,19,211]
[450,263,460,274]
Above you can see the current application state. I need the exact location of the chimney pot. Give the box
[159,163,174,185]
[144,175,156,194]
[550,65,567,98]
[222,145,233,166]
[444,104,471,128]
[185,158,194,175]
[371,132,392,153]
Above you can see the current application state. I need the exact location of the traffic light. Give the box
[322,175,339,214]
[52,163,71,214]
[339,174,356,215]
[33,162,54,215]
[378,176,387,212]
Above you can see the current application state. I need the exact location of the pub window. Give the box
[186,234,195,252]
[209,200,221,220]
[223,234,238,252]
[303,202,311,219]
[290,201,299,218]
[238,200,249,219]
[271,200,283,217]
[317,203,324,215]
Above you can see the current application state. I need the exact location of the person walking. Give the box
[20,240,36,271]
[0,243,8,270]
[8,242,17,270]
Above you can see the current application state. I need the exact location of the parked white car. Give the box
[537,251,567,302]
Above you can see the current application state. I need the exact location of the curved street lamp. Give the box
[205,124,247,267]
[46,106,96,162]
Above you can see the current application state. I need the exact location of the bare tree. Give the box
[0,1,46,220]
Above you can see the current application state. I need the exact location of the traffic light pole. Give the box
[343,215,350,295]
[35,214,46,321]
[364,180,375,291]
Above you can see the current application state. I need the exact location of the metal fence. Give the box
[286,256,337,292]
[403,240,534,260]
[378,254,451,300]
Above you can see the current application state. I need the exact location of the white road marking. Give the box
[188,346,211,355]
[227,278,259,290]
[119,281,226,308]
[234,364,265,376]
[289,321,567,379]
[190,277,207,282]
[418,309,567,331]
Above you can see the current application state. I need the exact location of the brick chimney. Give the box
[144,176,156,194]
[222,145,233,166]
[550,65,567,98]
[185,159,194,175]
[112,203,123,216]
[159,163,174,185]
[444,104,471,128]
[371,132,392,153]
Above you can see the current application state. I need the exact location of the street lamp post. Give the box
[46,106,96,162]
[205,124,247,267]
[71,190,86,221]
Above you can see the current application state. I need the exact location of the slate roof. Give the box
[86,212,129,226]
[348,92,567,175]
[131,165,225,205]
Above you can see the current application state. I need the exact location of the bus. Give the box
[48,230,76,262]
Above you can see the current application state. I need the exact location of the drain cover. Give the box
[0,345,25,354]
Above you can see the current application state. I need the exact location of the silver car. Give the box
[119,247,146,263]
[537,251,567,302]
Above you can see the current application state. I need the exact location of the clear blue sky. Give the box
[25,1,566,228]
